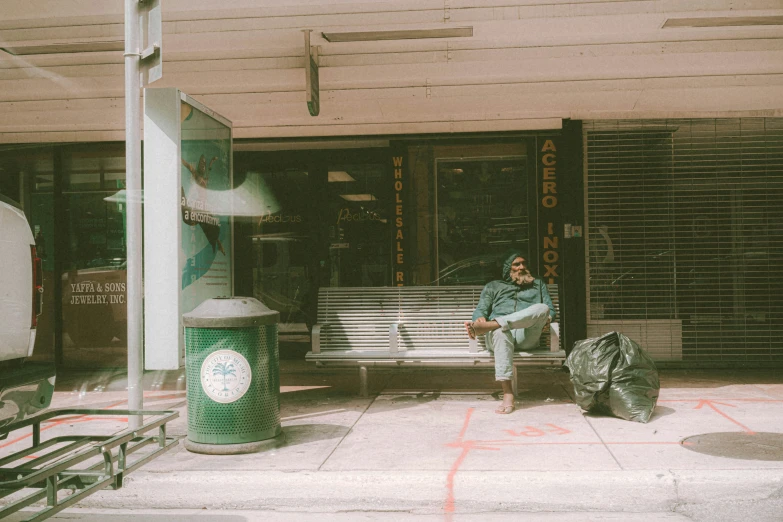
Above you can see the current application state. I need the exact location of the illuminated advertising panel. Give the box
[180,101,232,314]
[144,88,233,369]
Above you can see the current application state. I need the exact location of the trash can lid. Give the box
[182,297,280,328]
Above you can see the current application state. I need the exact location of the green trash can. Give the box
[182,297,281,454]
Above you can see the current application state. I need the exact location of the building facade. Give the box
[1,1,781,367]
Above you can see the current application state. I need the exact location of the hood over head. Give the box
[502,250,528,282]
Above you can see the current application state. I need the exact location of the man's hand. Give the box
[542,315,552,333]
[474,317,486,324]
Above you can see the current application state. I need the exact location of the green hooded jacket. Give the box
[471,251,556,322]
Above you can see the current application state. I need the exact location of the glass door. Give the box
[435,156,530,285]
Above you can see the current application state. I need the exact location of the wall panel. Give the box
[0,1,781,142]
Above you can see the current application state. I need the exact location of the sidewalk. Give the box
[3,361,783,521]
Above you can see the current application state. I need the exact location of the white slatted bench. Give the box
[305,285,565,396]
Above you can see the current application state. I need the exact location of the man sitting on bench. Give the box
[465,251,556,414]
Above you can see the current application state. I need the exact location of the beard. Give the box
[511,269,535,286]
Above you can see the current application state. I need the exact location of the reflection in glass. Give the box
[435,157,528,286]
[64,151,125,191]
[1,148,56,362]
[327,163,390,287]
[60,145,128,366]
[180,103,233,316]
[247,169,311,325]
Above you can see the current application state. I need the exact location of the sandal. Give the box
[495,404,515,415]
[465,320,495,339]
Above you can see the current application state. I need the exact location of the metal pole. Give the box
[125,0,143,428]
[358,366,368,398]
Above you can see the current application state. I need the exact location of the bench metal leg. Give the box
[512,365,518,398]
[359,366,368,397]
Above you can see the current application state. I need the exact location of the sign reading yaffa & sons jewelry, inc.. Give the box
[144,88,234,370]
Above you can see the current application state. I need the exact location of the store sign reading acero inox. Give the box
[539,139,560,285]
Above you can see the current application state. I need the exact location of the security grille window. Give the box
[585,119,783,363]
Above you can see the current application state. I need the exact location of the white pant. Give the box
[486,303,550,381]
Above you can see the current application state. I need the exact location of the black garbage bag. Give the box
[565,331,659,423]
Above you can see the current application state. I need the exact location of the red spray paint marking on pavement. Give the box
[545,423,571,435]
[444,407,474,521]
[694,400,756,434]
[441,413,692,520]
[0,399,128,451]
[5,415,128,457]
[456,408,473,441]
[1,392,183,453]
[504,424,571,437]
[439,397,772,519]
[443,409,503,519]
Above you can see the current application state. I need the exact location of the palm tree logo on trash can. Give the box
[200,350,252,403]
[213,362,236,392]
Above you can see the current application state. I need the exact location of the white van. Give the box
[0,194,54,431]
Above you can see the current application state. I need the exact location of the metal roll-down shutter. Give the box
[585,119,783,365]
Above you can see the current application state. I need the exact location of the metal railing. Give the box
[0,408,179,522]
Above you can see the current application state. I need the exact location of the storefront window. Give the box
[434,157,529,285]
[234,152,392,330]
[326,162,390,287]
[4,139,537,364]
[242,167,312,325]
[60,145,127,366]
[233,144,530,336]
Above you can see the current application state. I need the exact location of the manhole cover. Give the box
[681,432,783,461]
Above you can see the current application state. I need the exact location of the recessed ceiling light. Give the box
[328,171,356,182]
[322,27,472,43]
[340,194,376,202]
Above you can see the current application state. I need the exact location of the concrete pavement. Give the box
[2,361,783,521]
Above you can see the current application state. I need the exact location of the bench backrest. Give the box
[316,284,559,352]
